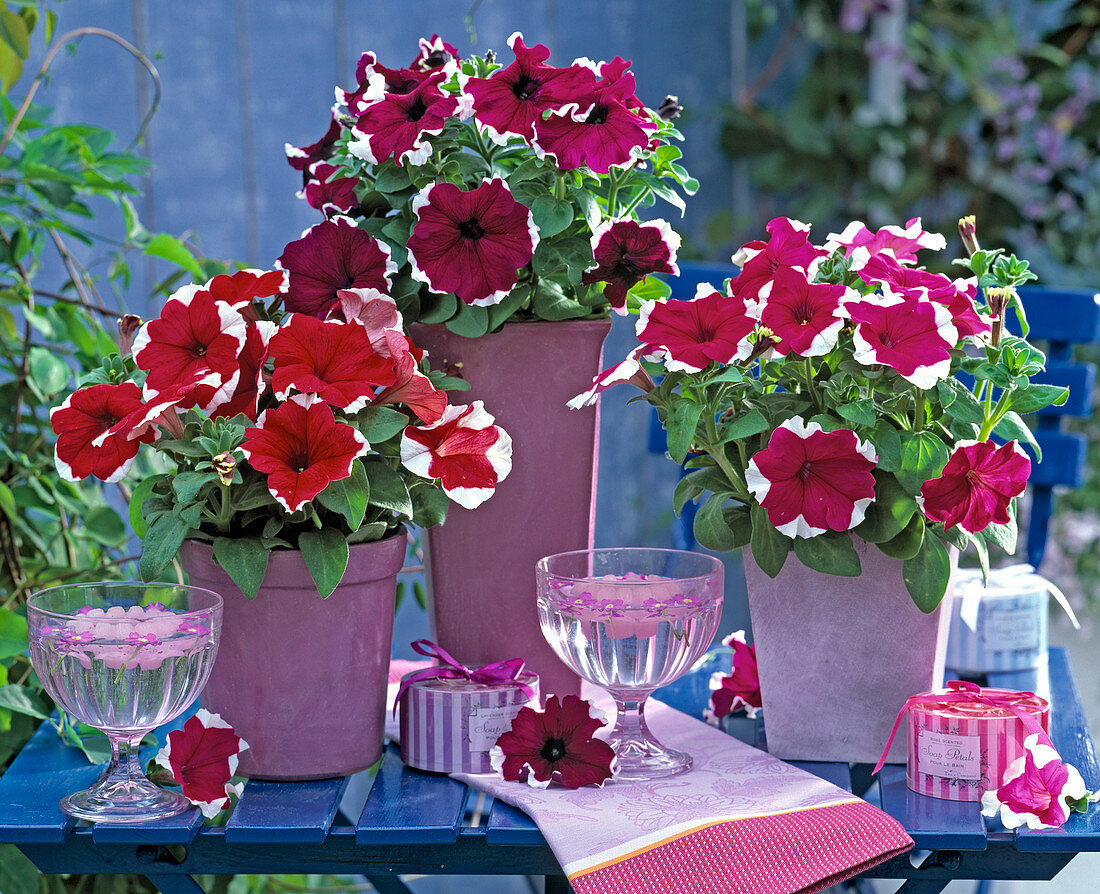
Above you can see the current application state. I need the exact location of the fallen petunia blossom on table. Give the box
[151,709,249,818]
[707,630,763,723]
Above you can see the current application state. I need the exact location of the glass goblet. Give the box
[27,581,223,823]
[536,548,723,781]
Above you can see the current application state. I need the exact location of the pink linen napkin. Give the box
[387,663,912,893]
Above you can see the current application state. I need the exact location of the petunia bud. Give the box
[657,95,682,121]
[984,286,1014,346]
[485,48,496,65]
[211,452,236,486]
[118,314,143,356]
[746,327,780,364]
[958,216,980,257]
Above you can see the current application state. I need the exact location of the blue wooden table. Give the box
[1,648,1098,894]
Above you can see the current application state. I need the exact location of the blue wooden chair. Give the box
[650,263,1100,567]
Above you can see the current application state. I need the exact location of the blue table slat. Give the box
[788,761,853,793]
[0,720,96,842]
[486,798,543,845]
[225,777,350,844]
[876,764,988,850]
[356,749,468,844]
[1016,648,1100,852]
[91,807,204,844]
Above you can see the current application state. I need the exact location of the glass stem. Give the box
[612,696,655,748]
[102,732,146,785]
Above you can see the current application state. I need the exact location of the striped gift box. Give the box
[399,671,539,773]
[946,568,1049,674]
[906,687,1049,801]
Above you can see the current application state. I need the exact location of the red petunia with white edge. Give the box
[205,269,288,310]
[581,218,681,314]
[757,266,854,357]
[153,708,249,819]
[568,345,654,409]
[845,286,958,389]
[131,287,248,412]
[918,439,1030,534]
[745,417,878,538]
[636,283,757,373]
[268,314,396,413]
[241,394,370,513]
[407,178,538,307]
[399,401,512,509]
[730,216,822,305]
[51,381,157,483]
[374,349,448,424]
[825,217,946,266]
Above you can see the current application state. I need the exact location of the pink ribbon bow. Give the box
[872,680,1051,776]
[393,639,536,715]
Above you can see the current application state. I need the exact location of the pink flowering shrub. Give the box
[576,217,1067,610]
[284,33,696,332]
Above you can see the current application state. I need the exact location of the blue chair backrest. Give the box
[651,263,1099,567]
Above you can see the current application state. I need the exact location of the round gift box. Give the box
[945,569,1049,674]
[907,687,1049,801]
[398,671,539,774]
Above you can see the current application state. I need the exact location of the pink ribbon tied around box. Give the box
[394,639,537,713]
[873,680,1050,801]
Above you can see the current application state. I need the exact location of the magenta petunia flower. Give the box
[745,417,878,538]
[463,32,597,144]
[285,115,342,177]
[706,630,762,722]
[568,345,654,409]
[153,708,249,819]
[51,382,157,483]
[268,314,396,413]
[131,287,248,412]
[532,55,655,174]
[826,216,947,265]
[845,287,958,388]
[407,178,538,306]
[919,439,1030,533]
[489,694,616,789]
[636,284,757,373]
[730,217,822,305]
[338,51,436,117]
[858,253,990,341]
[581,218,680,313]
[299,161,360,216]
[757,266,853,357]
[348,70,470,168]
[399,401,512,509]
[981,733,1089,830]
[241,394,370,513]
[278,217,397,319]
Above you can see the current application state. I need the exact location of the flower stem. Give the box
[215,483,232,534]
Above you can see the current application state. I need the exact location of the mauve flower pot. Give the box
[411,319,612,699]
[743,539,955,763]
[179,529,407,780]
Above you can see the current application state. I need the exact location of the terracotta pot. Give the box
[743,540,955,763]
[179,529,407,780]
[411,319,611,698]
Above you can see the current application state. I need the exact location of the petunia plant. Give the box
[574,216,1069,611]
[51,272,512,598]
[281,33,695,334]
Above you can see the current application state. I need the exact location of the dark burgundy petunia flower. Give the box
[581,218,680,313]
[490,694,616,789]
[532,55,655,174]
[268,314,396,412]
[348,71,468,167]
[407,177,538,306]
[152,709,248,819]
[338,51,436,117]
[51,381,157,483]
[707,630,762,722]
[278,217,396,319]
[285,115,343,182]
[241,394,369,513]
[463,32,597,144]
[299,161,361,216]
[409,34,461,72]
[919,439,1030,534]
